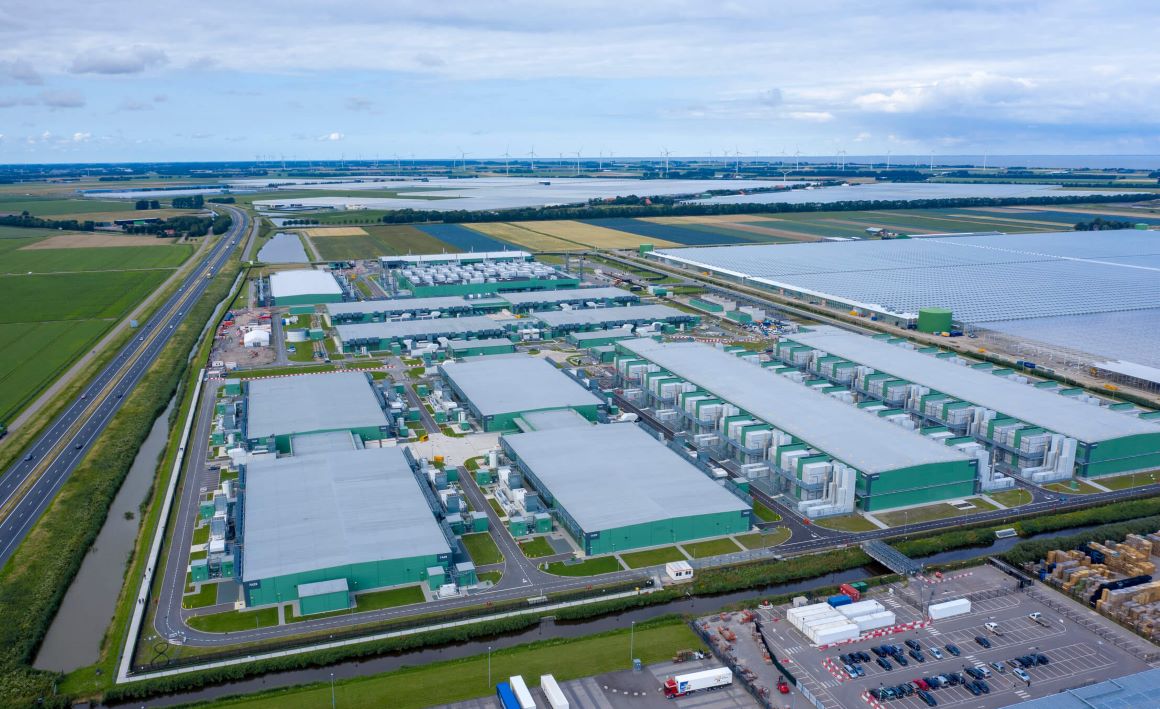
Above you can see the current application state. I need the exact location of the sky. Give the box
[1,0,1159,163]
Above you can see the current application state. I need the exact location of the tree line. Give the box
[1074,217,1136,231]
[171,195,206,209]
[0,211,95,231]
[121,213,231,237]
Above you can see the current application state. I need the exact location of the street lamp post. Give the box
[630,621,636,664]
[329,672,335,709]
[488,645,492,689]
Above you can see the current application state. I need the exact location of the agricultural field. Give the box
[516,220,678,249]
[0,196,136,217]
[308,225,456,260]
[581,217,752,245]
[414,223,514,251]
[0,232,191,421]
[463,222,582,251]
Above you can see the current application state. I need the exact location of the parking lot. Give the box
[756,565,1157,709]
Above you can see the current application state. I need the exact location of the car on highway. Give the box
[74,442,83,449]
[23,453,33,462]
[945,643,960,656]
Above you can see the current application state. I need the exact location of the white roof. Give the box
[326,296,503,316]
[381,251,531,264]
[335,316,508,343]
[620,338,967,474]
[500,287,637,306]
[502,424,750,531]
[440,356,602,416]
[534,304,688,328]
[269,269,343,299]
[789,326,1158,442]
[1093,360,1160,386]
[246,372,387,440]
[242,447,450,581]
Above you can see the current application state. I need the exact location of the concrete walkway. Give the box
[862,513,891,530]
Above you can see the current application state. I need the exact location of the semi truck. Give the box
[663,667,733,698]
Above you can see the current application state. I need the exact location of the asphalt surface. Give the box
[0,206,251,568]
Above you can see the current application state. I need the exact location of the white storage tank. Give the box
[929,598,971,620]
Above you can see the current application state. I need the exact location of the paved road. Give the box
[0,207,252,568]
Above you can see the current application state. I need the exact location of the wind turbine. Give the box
[502,146,512,176]
[393,153,402,173]
[793,146,802,172]
[574,148,583,176]
[527,147,536,171]
[837,149,848,171]
[660,148,672,178]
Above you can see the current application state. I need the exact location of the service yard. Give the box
[747,565,1156,709]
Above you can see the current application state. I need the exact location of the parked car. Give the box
[990,661,1006,673]
[1036,653,1050,665]
[894,653,909,667]
[917,689,938,707]
[852,664,865,678]
[974,635,992,648]
[965,667,983,680]
[909,649,925,663]
[877,657,893,671]
[905,639,922,651]
[929,647,943,660]
[965,681,981,696]
[945,643,961,657]
[1014,668,1032,684]
[976,679,991,694]
[857,651,872,663]
[913,678,930,691]
[872,645,888,657]
[844,664,858,679]
[897,683,914,696]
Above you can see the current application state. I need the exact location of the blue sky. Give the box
[1,0,1158,163]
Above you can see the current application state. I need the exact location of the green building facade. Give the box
[245,554,446,608]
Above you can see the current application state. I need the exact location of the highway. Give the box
[0,206,253,568]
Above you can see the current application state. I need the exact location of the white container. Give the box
[811,622,860,645]
[855,611,896,632]
[837,599,886,619]
[509,675,537,709]
[929,598,971,620]
[540,674,569,709]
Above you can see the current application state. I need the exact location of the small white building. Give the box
[243,329,271,347]
[666,560,694,582]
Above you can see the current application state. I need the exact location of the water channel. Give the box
[35,399,175,673]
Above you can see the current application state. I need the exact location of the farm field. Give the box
[414,223,514,251]
[0,232,189,421]
[516,220,678,249]
[0,238,193,274]
[309,225,457,260]
[580,217,752,245]
[463,222,582,251]
[0,196,136,216]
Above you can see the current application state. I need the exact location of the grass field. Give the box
[989,489,1033,507]
[207,620,703,709]
[310,225,455,260]
[461,532,504,566]
[186,606,280,633]
[464,222,583,251]
[0,196,139,216]
[0,320,110,421]
[544,556,623,576]
[814,514,880,533]
[181,583,219,610]
[619,546,686,568]
[1045,480,1104,495]
[1097,470,1160,490]
[735,527,792,549]
[753,501,782,523]
[353,585,425,611]
[0,270,171,322]
[518,537,556,558]
[681,537,742,558]
[874,498,999,527]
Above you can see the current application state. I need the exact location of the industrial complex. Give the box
[438,355,605,432]
[501,424,752,555]
[381,250,579,297]
[779,326,1160,481]
[242,372,390,452]
[615,337,982,514]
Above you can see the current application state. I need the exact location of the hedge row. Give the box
[0,264,241,707]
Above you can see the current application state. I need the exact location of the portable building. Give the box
[929,598,972,619]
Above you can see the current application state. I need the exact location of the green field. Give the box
[1097,470,1160,490]
[309,225,457,260]
[0,320,109,420]
[875,498,998,527]
[989,488,1033,506]
[753,501,782,523]
[182,583,219,610]
[353,585,425,611]
[0,270,171,323]
[544,556,623,576]
[461,532,504,566]
[0,237,193,274]
[0,196,135,216]
[205,620,702,709]
[681,538,742,558]
[619,546,685,568]
[735,527,792,549]
[186,606,280,633]
[813,514,879,533]
[518,537,556,558]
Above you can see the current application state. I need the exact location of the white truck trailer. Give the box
[663,667,733,698]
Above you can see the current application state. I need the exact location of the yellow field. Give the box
[518,220,678,248]
[21,233,176,249]
[302,226,368,237]
[464,223,584,251]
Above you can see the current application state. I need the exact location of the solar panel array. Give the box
[656,230,1160,322]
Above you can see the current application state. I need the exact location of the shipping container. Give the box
[509,675,537,709]
[929,598,971,619]
[540,674,569,709]
[837,599,885,619]
[839,583,862,602]
[496,682,521,709]
[827,594,853,607]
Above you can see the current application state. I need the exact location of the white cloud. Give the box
[0,59,42,86]
[39,90,85,109]
[118,98,153,111]
[318,132,345,141]
[72,131,91,142]
[787,111,834,123]
[853,72,1035,114]
[70,45,168,75]
[345,96,373,112]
